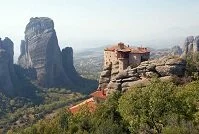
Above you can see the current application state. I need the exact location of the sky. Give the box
[0,0,199,58]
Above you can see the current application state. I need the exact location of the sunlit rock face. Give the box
[18,17,71,87]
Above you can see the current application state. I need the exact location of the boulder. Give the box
[156,65,185,77]
[146,64,156,71]
[165,58,186,66]
[107,81,121,90]
[100,70,111,77]
[121,79,150,89]
[145,71,159,78]
[98,83,109,90]
[122,77,140,82]
[99,77,110,84]
[115,70,128,80]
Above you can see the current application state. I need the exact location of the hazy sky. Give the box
[0,0,199,57]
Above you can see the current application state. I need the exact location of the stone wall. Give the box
[129,53,141,67]
[104,50,117,66]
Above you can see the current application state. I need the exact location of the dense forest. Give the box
[7,78,199,134]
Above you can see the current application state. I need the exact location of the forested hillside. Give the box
[10,79,199,134]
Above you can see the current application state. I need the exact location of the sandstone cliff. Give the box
[18,17,97,91]
[18,17,73,87]
[98,56,186,94]
[0,37,16,96]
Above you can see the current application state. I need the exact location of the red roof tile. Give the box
[130,47,150,54]
[91,90,107,99]
[104,43,149,54]
[69,98,96,114]
[104,44,131,52]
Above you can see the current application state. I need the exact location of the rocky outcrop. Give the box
[18,17,97,91]
[98,56,186,94]
[98,63,112,90]
[62,47,80,82]
[181,36,199,58]
[18,17,71,87]
[0,37,16,96]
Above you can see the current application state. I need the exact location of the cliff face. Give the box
[98,56,186,94]
[18,17,97,91]
[18,17,71,87]
[181,36,199,58]
[0,37,16,96]
[62,47,81,81]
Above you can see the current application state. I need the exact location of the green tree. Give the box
[118,80,176,133]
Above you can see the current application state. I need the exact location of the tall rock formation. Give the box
[181,36,199,58]
[62,47,81,82]
[18,17,71,87]
[18,17,97,92]
[0,37,16,96]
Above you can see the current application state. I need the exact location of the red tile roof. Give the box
[91,90,107,99]
[131,47,150,54]
[69,90,107,114]
[104,44,131,52]
[69,98,96,114]
[104,42,149,54]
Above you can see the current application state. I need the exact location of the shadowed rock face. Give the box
[62,47,80,81]
[0,37,16,96]
[18,17,70,87]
